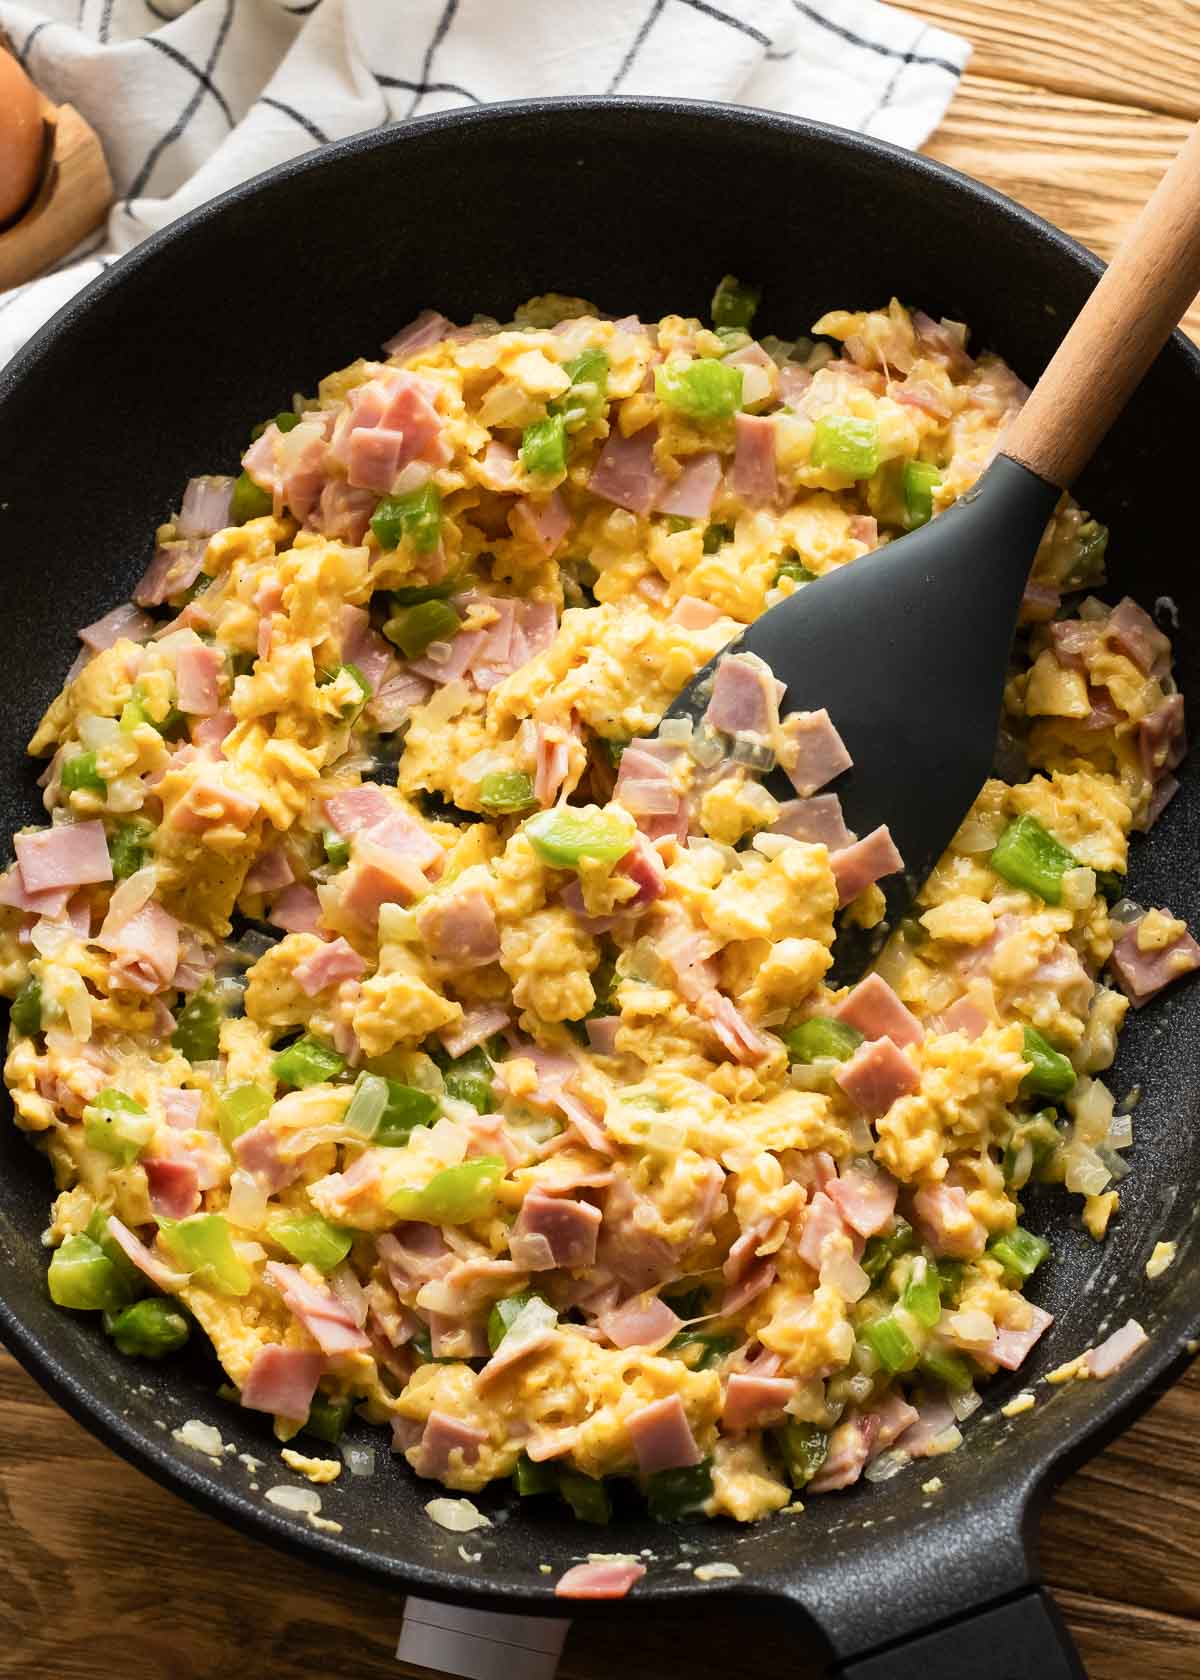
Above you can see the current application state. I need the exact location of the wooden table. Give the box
[3,5,1199,1675]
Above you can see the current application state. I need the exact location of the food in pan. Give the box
[3,283,1192,1527]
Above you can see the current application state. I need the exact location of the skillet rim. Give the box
[1,94,1199,1624]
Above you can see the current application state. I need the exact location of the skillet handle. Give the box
[830,1586,1086,1680]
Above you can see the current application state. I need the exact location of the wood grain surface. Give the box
[3,5,1199,1677]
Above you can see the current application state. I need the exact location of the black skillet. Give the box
[0,100,1198,1680]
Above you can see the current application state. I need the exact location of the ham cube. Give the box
[731,412,778,504]
[777,708,852,796]
[415,888,500,970]
[556,1560,646,1600]
[240,1346,324,1419]
[268,883,324,935]
[510,491,570,557]
[292,936,367,997]
[807,1411,878,1492]
[830,825,904,907]
[655,450,722,520]
[15,821,112,893]
[913,1183,987,1259]
[410,1411,486,1477]
[1110,915,1200,1006]
[175,641,223,716]
[509,1189,601,1272]
[1105,597,1171,676]
[825,1167,899,1238]
[722,1373,796,1431]
[835,972,923,1048]
[341,840,428,924]
[990,1304,1054,1371]
[589,423,666,515]
[704,653,781,738]
[835,1036,919,1117]
[770,794,854,850]
[169,771,260,834]
[595,1294,681,1350]
[626,1395,701,1475]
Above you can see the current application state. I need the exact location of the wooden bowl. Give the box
[0,96,112,290]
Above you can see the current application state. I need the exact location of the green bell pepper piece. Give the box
[61,750,106,795]
[442,1046,495,1115]
[989,815,1079,904]
[987,1224,1051,1280]
[231,471,273,524]
[218,1082,272,1147]
[1019,1026,1076,1101]
[323,828,351,869]
[900,1256,942,1329]
[810,416,880,479]
[9,977,42,1037]
[272,1034,346,1090]
[487,1289,550,1353]
[655,357,743,422]
[862,1312,919,1373]
[172,983,223,1063]
[776,556,817,585]
[48,1234,128,1312]
[513,1451,558,1496]
[552,347,610,428]
[919,1346,974,1393]
[645,1458,713,1522]
[703,523,733,554]
[902,460,941,529]
[666,1329,736,1371]
[520,413,568,477]
[83,1088,154,1164]
[558,1467,611,1525]
[860,1219,915,1284]
[160,1213,252,1296]
[344,1070,437,1143]
[782,1017,863,1065]
[271,1212,354,1273]
[384,598,461,660]
[389,579,460,607]
[104,1298,190,1358]
[479,770,537,816]
[711,274,762,333]
[108,821,152,880]
[524,807,632,869]
[775,1420,830,1488]
[305,1393,353,1444]
[387,1155,506,1224]
[371,482,443,553]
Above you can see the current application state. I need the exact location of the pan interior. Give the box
[0,100,1197,1608]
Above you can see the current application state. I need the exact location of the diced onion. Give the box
[101,864,158,935]
[30,920,77,958]
[864,1447,911,1483]
[329,1261,369,1328]
[945,1309,995,1349]
[78,714,121,752]
[393,461,432,497]
[227,1169,268,1230]
[820,1246,870,1302]
[1107,1112,1134,1150]
[752,832,798,859]
[426,1117,469,1165]
[341,1442,375,1477]
[688,727,726,769]
[105,775,147,814]
[425,1497,490,1533]
[1064,1144,1112,1197]
[952,816,1003,854]
[1078,595,1109,621]
[789,1059,837,1092]
[1061,866,1097,910]
[422,678,471,727]
[739,363,774,406]
[266,1484,322,1515]
[1097,1145,1131,1182]
[950,1388,982,1423]
[1109,898,1145,925]
[657,717,693,743]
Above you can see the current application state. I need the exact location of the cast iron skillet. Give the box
[0,99,1197,1680]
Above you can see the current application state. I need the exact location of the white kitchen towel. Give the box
[0,0,969,365]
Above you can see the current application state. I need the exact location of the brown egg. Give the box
[0,50,46,226]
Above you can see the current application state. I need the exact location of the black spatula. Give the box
[665,120,1200,974]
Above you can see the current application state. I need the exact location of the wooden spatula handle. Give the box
[1002,119,1200,490]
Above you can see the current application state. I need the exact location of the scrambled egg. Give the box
[3,289,1186,1530]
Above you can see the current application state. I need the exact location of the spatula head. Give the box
[665,456,1062,975]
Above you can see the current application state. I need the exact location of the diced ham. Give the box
[312,479,377,544]
[835,973,923,1048]
[1081,685,1122,732]
[721,1257,776,1315]
[589,423,666,515]
[339,604,394,692]
[268,882,324,935]
[409,1410,486,1477]
[1048,618,1098,671]
[831,825,904,907]
[105,1215,187,1291]
[585,1016,621,1055]
[439,1004,511,1059]
[383,309,452,360]
[177,475,234,538]
[510,491,570,557]
[1085,1317,1148,1378]
[1138,772,1180,832]
[243,847,294,894]
[555,1560,645,1601]
[722,1373,796,1432]
[193,708,236,753]
[892,379,952,420]
[913,1183,987,1259]
[732,412,778,504]
[99,899,180,994]
[142,1154,201,1220]
[266,1261,371,1355]
[893,1397,960,1459]
[370,669,433,730]
[234,1121,302,1195]
[293,936,367,996]
[324,784,396,836]
[0,867,72,921]
[15,821,112,893]
[835,1036,919,1117]
[868,1391,921,1456]
[626,1394,701,1474]
[669,595,724,630]
[243,418,329,523]
[596,1293,681,1350]
[807,1411,879,1492]
[510,1189,602,1271]
[534,723,573,808]
[770,794,854,850]
[377,1224,453,1291]
[705,653,781,738]
[615,745,682,818]
[1110,914,1200,1006]
[655,450,722,519]
[476,1323,559,1389]
[416,889,499,969]
[777,709,852,796]
[1138,694,1186,782]
[797,1192,846,1269]
[175,641,222,716]
[931,997,989,1040]
[161,1087,202,1129]
[341,839,428,924]
[78,602,155,653]
[1019,580,1060,624]
[704,992,770,1065]
[477,439,519,491]
[134,538,208,608]
[240,1345,325,1419]
[169,770,259,834]
[1106,597,1171,676]
[332,371,449,495]
[826,1167,899,1238]
[912,311,974,377]
[990,1303,1054,1370]
[407,627,486,687]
